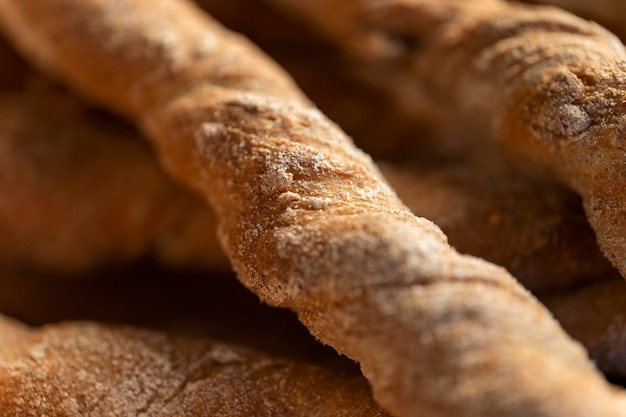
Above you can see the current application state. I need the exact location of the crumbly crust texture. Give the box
[2,1,626,416]
[0,316,387,416]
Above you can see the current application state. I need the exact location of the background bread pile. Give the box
[0,0,625,416]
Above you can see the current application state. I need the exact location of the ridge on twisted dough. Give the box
[2,0,626,416]
[264,0,626,278]
[0,315,387,416]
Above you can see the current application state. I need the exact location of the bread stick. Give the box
[0,315,387,416]
[0,36,227,273]
[2,1,625,415]
[0,89,227,273]
[263,0,626,278]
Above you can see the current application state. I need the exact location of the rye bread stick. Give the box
[263,0,626,277]
[2,1,625,416]
[0,88,227,274]
[0,315,387,416]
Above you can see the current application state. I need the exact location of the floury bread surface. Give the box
[1,1,626,416]
[0,315,387,416]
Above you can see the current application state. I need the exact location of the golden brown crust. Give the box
[0,315,387,416]
[2,1,625,416]
[264,0,626,278]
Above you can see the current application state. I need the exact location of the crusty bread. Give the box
[0,315,388,416]
[1,1,625,416]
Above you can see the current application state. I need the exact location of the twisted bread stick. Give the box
[2,1,625,415]
[0,315,387,416]
[264,0,626,277]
